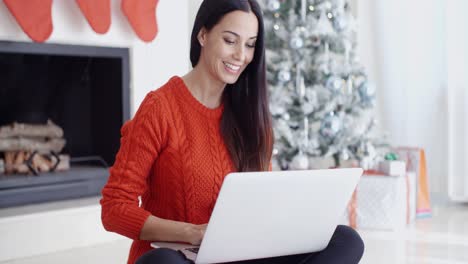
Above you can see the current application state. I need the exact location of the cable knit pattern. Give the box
[100,76,235,264]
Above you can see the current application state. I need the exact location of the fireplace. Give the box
[0,41,130,208]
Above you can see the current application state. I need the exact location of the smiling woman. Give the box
[99,0,363,263]
[187,0,273,174]
[100,0,274,263]
[195,11,258,85]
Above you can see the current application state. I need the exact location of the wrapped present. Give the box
[378,160,406,177]
[394,147,431,218]
[341,172,417,230]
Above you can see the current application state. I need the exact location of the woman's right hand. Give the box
[184,223,208,245]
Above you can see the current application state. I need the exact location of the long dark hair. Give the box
[190,0,273,172]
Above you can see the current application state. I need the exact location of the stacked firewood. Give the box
[0,120,69,175]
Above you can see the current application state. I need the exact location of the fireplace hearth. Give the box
[0,41,130,208]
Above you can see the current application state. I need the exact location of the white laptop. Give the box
[151,168,362,263]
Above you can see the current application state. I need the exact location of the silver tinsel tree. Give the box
[262,0,386,170]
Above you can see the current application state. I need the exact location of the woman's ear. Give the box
[197,27,207,47]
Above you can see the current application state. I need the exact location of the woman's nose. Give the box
[233,45,246,62]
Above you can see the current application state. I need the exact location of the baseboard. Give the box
[0,196,124,262]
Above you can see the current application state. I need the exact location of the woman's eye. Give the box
[246,43,256,49]
[224,39,235,45]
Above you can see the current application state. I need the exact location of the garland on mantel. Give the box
[2,0,159,43]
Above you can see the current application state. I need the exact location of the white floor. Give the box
[2,200,468,264]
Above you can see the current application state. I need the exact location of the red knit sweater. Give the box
[100,76,235,264]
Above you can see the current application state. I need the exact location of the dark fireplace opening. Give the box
[0,41,130,208]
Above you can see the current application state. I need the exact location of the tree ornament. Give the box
[326,75,345,93]
[357,140,377,160]
[273,148,279,156]
[290,26,307,50]
[358,81,376,106]
[356,140,377,170]
[290,35,304,49]
[340,148,351,161]
[278,69,292,83]
[267,0,281,11]
[332,13,348,32]
[290,152,309,170]
[320,113,342,139]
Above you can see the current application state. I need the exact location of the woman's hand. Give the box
[139,215,208,245]
[184,223,208,245]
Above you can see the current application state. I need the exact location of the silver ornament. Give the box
[357,141,377,160]
[358,81,375,98]
[290,26,307,50]
[325,75,345,93]
[332,14,348,32]
[273,148,279,155]
[359,156,373,170]
[267,0,281,11]
[290,153,309,170]
[319,113,342,139]
[278,69,291,82]
[340,149,351,161]
[358,81,376,106]
[290,36,304,49]
[358,141,377,170]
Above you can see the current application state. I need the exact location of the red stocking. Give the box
[3,0,53,42]
[76,0,111,34]
[121,0,159,42]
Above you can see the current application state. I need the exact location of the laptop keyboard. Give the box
[185,247,200,254]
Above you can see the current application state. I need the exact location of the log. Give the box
[4,152,14,174]
[56,154,70,171]
[0,158,4,174]
[33,152,52,172]
[0,120,64,139]
[5,151,29,174]
[2,151,70,175]
[0,137,66,153]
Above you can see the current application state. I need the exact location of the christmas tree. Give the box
[262,0,385,170]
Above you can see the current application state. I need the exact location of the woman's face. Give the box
[198,10,259,85]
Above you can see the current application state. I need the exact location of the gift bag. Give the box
[395,147,431,218]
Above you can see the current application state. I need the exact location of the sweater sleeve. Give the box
[100,92,167,240]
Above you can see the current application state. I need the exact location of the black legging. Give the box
[136,225,364,264]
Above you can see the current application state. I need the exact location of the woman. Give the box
[101,0,364,263]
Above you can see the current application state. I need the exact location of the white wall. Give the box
[0,0,190,115]
[189,0,204,35]
[447,0,468,201]
[355,0,448,194]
